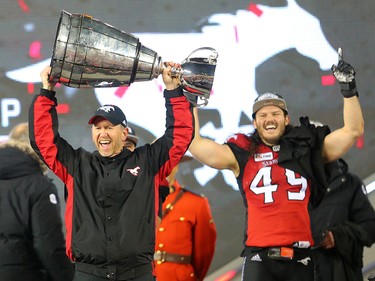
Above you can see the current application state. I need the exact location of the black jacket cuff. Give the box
[163,86,183,98]
[40,88,58,105]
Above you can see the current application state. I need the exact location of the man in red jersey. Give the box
[188,48,364,281]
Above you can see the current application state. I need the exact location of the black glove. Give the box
[331,47,358,98]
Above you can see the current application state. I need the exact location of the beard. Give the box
[258,124,285,146]
[261,134,282,146]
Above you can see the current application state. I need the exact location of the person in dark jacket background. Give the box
[309,158,375,281]
[0,122,74,281]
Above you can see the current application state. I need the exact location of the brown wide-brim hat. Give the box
[126,125,139,146]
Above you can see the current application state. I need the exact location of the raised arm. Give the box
[29,66,77,184]
[188,108,239,176]
[150,61,195,180]
[322,48,364,162]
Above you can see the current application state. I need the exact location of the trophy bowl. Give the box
[49,10,218,107]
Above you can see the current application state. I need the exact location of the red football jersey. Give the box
[227,133,313,247]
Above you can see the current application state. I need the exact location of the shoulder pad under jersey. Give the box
[226,133,250,149]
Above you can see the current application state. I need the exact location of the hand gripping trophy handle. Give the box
[170,47,218,107]
[49,10,218,107]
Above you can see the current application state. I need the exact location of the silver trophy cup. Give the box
[49,10,218,106]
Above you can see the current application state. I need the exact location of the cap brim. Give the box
[88,116,97,124]
[253,99,287,113]
[88,114,120,125]
[126,135,139,145]
[88,114,104,124]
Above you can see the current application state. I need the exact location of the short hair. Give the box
[6,122,48,174]
[9,122,29,143]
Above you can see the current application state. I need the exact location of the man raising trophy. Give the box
[26,9,220,281]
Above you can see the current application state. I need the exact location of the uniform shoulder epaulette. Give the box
[181,186,205,198]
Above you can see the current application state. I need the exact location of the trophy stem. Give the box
[151,58,164,80]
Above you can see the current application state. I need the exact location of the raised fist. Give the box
[331,47,358,98]
[331,48,355,83]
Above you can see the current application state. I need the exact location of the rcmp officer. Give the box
[154,156,217,281]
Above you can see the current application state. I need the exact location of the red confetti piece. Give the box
[356,135,364,149]
[248,2,263,17]
[27,83,34,94]
[321,75,336,86]
[56,104,70,114]
[234,25,239,43]
[115,86,128,98]
[18,0,29,13]
[29,41,42,59]
[214,270,238,281]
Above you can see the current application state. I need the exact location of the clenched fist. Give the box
[331,47,358,98]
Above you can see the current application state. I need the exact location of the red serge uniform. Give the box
[155,180,216,281]
[227,133,313,247]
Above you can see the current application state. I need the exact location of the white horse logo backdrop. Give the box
[6,0,337,190]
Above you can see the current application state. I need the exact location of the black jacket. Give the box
[29,87,194,280]
[309,159,375,281]
[0,141,74,281]
[279,116,331,207]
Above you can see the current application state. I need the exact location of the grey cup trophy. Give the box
[49,10,218,107]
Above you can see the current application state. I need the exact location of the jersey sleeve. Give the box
[149,86,194,181]
[29,89,80,184]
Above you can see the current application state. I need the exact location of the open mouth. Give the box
[265,124,277,131]
[99,140,111,149]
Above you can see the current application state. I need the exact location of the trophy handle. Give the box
[170,47,218,107]
[183,47,219,65]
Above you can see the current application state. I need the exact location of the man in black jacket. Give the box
[29,62,194,281]
[0,123,74,281]
[310,158,375,281]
